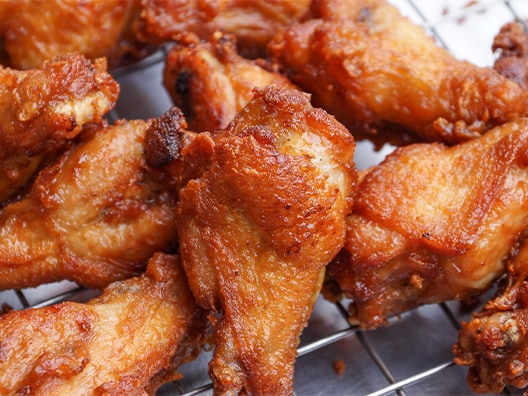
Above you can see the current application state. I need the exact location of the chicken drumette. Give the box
[163,31,297,132]
[176,86,357,395]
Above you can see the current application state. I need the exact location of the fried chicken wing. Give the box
[493,21,528,90]
[454,238,528,394]
[0,108,189,290]
[269,0,528,146]
[176,87,356,394]
[0,0,151,70]
[163,31,297,132]
[0,53,119,203]
[139,0,312,59]
[324,118,528,330]
[0,252,209,395]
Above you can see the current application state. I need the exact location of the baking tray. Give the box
[1,0,527,395]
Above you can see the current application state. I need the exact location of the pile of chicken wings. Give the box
[1,0,528,394]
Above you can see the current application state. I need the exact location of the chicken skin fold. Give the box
[176,86,357,395]
[0,253,209,395]
[0,53,119,204]
[0,108,188,290]
[0,0,150,70]
[138,0,312,59]
[269,0,528,146]
[454,237,528,394]
[163,31,297,132]
[325,118,528,330]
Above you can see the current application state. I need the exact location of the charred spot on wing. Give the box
[174,70,193,117]
[175,70,191,96]
[144,106,187,168]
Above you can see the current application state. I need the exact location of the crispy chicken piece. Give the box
[492,21,528,90]
[0,53,119,204]
[454,238,528,394]
[0,252,209,395]
[176,86,356,394]
[324,118,528,330]
[0,0,151,70]
[163,31,297,132]
[269,0,528,147]
[0,108,189,290]
[138,0,312,59]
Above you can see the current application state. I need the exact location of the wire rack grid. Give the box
[1,1,528,395]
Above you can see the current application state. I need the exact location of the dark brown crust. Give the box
[0,253,209,395]
[0,54,119,203]
[493,21,528,90]
[176,86,356,395]
[269,0,528,147]
[326,118,528,329]
[0,113,180,290]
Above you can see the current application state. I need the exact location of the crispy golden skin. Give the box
[0,53,119,204]
[454,238,528,394]
[325,118,528,330]
[0,253,209,395]
[176,87,356,395]
[163,32,297,132]
[0,0,150,70]
[493,21,528,90]
[0,110,184,290]
[269,0,528,146]
[139,0,312,58]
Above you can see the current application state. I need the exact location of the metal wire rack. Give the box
[1,0,528,395]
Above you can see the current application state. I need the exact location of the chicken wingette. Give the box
[269,0,528,146]
[0,0,149,69]
[325,118,528,330]
[0,108,189,290]
[139,0,312,59]
[0,53,119,203]
[0,253,209,395]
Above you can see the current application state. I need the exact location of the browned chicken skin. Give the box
[4,1,528,394]
[0,108,189,290]
[139,0,312,59]
[493,21,528,91]
[0,252,209,395]
[163,31,297,132]
[0,0,151,70]
[176,86,356,395]
[269,0,528,146]
[454,237,528,394]
[0,53,119,204]
[445,22,528,393]
[325,118,528,330]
